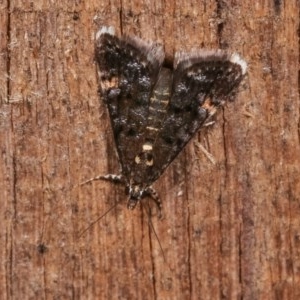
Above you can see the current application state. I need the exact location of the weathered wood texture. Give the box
[0,1,299,299]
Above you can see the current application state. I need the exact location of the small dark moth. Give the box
[88,26,247,215]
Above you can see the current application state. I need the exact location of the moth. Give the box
[88,26,247,214]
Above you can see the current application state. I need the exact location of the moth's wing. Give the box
[95,27,164,178]
[149,50,247,182]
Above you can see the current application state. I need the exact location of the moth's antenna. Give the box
[143,201,167,264]
[78,202,118,238]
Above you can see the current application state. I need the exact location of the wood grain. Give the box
[0,1,299,299]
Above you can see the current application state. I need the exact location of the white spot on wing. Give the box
[230,53,247,75]
[135,155,141,164]
[96,26,115,40]
[142,143,153,151]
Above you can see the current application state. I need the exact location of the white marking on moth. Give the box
[150,97,169,104]
[96,26,115,40]
[153,90,170,97]
[149,107,166,113]
[146,158,154,166]
[230,53,247,74]
[146,126,159,131]
[143,143,153,151]
[135,155,141,164]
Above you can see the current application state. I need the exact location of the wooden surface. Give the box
[1,1,300,299]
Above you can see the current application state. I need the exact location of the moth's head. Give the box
[126,184,146,210]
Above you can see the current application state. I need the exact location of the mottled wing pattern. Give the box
[147,51,247,182]
[95,27,164,179]
[95,27,247,205]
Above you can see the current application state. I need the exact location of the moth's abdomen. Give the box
[145,68,172,143]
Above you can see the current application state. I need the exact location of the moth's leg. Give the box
[202,120,215,127]
[202,113,216,128]
[144,186,162,218]
[81,174,125,185]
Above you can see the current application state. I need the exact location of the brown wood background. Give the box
[1,0,299,299]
